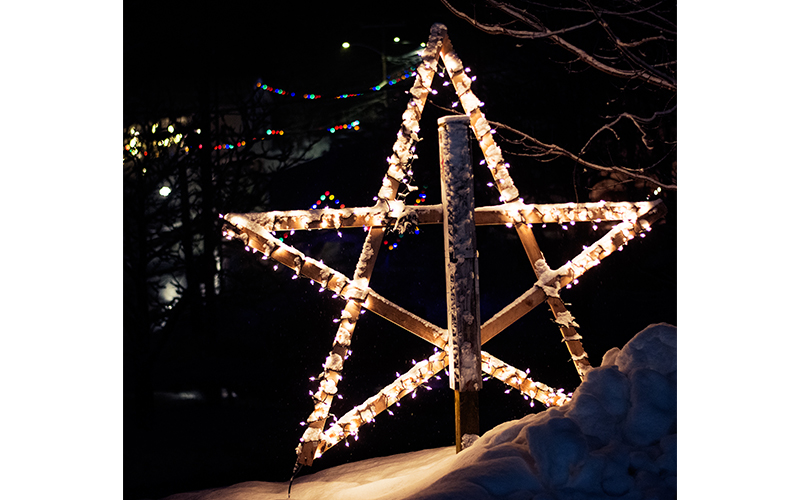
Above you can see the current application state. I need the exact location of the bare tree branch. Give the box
[439,0,677,92]
[581,0,676,87]
[489,120,676,190]
[437,0,676,193]
[618,35,671,48]
[441,1,599,40]
[584,105,677,153]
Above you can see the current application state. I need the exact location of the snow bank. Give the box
[162,324,676,500]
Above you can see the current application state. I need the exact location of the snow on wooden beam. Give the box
[224,214,354,297]
[478,200,667,345]
[308,347,572,459]
[438,26,519,205]
[226,205,444,232]
[226,200,660,234]
[223,213,381,466]
[228,207,393,231]
[298,295,362,460]
[473,200,662,226]
[312,350,450,458]
[224,214,443,465]
[510,220,592,380]
[299,255,374,464]
[223,215,448,349]
[557,199,667,283]
[480,352,571,408]
[439,114,481,453]
[378,23,445,195]
[300,28,454,465]
[439,115,482,394]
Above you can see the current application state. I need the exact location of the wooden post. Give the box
[438,115,481,452]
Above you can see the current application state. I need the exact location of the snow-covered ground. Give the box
[162,323,676,500]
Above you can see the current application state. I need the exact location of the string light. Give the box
[310,191,346,210]
[328,120,361,133]
[125,119,367,160]
[254,68,417,100]
[221,23,669,469]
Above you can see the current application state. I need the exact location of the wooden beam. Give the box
[225,200,662,233]
[314,350,450,457]
[439,114,481,452]
[477,199,667,346]
[297,23,448,466]
[223,216,450,350]
[312,346,576,458]
[480,352,570,407]
[480,286,547,345]
[364,291,448,349]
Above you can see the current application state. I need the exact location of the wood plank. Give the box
[480,286,547,345]
[477,200,667,351]
[297,22,447,465]
[439,114,481,453]
[315,350,449,457]
[364,291,448,349]
[226,200,661,233]
[439,114,482,393]
[224,216,450,349]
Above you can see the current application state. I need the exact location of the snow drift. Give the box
[162,323,676,500]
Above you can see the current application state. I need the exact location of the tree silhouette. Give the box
[123,82,333,418]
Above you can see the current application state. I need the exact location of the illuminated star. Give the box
[222,23,666,467]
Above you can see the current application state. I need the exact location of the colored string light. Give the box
[255,69,417,100]
[125,121,362,160]
[213,129,285,150]
[303,187,425,251]
[128,64,418,160]
[411,186,428,206]
[311,191,346,210]
[328,120,361,133]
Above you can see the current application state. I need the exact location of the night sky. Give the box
[121,2,679,499]
[124,1,459,122]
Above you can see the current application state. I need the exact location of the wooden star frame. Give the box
[221,23,667,467]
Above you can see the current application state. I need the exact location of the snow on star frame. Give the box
[221,23,667,467]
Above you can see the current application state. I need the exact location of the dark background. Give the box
[123,2,676,499]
